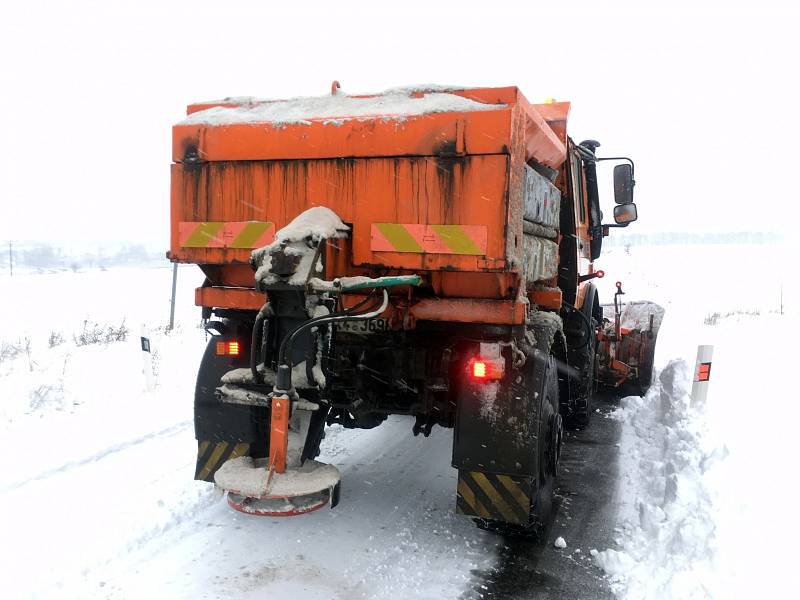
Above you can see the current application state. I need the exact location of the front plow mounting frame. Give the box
[597,282,664,394]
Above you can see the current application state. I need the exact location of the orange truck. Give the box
[169,84,661,531]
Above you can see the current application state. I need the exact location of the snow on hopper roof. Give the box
[181,90,505,127]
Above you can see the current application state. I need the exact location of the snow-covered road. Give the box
[95,418,498,600]
[3,399,624,600]
[0,264,622,599]
[2,241,794,599]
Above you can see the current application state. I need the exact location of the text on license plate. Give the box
[336,318,390,334]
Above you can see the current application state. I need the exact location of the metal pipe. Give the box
[168,263,178,330]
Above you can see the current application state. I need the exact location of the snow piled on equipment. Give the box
[252,206,349,286]
[181,89,503,127]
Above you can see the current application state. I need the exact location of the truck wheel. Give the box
[529,352,561,534]
[569,318,598,430]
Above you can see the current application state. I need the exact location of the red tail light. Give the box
[216,340,241,356]
[473,361,488,378]
[468,357,504,381]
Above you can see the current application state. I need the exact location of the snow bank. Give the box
[181,89,502,127]
[595,359,724,598]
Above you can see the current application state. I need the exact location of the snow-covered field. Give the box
[0,241,794,599]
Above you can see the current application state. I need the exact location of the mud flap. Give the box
[194,332,268,481]
[451,336,539,527]
[452,335,538,475]
[452,317,562,527]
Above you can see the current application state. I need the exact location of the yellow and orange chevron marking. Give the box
[179,221,275,249]
[370,223,488,255]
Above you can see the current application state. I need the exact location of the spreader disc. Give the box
[227,489,330,516]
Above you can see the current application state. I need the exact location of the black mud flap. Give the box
[451,320,560,527]
[194,332,268,482]
[452,336,540,480]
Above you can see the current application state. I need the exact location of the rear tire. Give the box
[569,319,598,429]
[530,353,561,533]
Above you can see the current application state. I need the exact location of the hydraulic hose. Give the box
[279,289,388,366]
[275,289,389,392]
[341,289,379,315]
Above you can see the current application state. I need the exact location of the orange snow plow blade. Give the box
[598,299,665,395]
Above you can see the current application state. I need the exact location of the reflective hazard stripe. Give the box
[456,470,531,524]
[195,441,250,481]
[179,222,275,249]
[371,223,487,255]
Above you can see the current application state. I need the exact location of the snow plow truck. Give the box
[168,84,662,532]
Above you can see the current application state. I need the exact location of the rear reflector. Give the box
[216,340,241,356]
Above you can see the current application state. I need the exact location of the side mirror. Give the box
[613,164,634,204]
[613,203,638,224]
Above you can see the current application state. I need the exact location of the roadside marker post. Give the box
[169,262,178,331]
[140,324,155,392]
[691,344,714,406]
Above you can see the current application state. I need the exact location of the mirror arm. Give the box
[596,156,635,179]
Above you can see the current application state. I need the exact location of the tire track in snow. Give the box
[1,427,219,598]
[0,419,192,492]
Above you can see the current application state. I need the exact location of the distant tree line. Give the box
[604,231,783,247]
[6,243,165,271]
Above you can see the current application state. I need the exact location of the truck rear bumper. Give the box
[196,286,527,326]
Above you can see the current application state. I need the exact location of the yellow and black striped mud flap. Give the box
[456,470,533,525]
[194,440,250,482]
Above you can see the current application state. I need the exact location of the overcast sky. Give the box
[0,0,797,245]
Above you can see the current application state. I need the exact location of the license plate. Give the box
[336,318,390,334]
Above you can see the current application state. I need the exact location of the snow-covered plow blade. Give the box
[598,283,664,395]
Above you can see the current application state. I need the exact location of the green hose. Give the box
[308,275,422,293]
